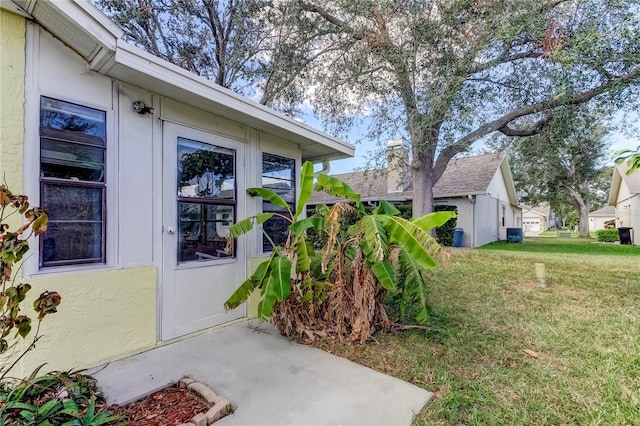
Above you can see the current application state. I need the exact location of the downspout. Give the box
[314,160,330,177]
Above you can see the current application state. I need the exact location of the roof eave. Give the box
[18,0,354,163]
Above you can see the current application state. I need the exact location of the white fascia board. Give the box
[48,0,123,48]
[1,2,31,17]
[500,157,519,205]
[106,41,354,161]
[608,167,622,205]
[435,191,485,198]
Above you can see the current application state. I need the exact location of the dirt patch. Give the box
[112,384,209,425]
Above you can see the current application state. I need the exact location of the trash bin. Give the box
[453,228,464,247]
[618,227,634,245]
[506,227,523,243]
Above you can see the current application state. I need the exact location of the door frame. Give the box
[159,121,247,341]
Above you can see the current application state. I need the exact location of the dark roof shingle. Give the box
[309,153,505,204]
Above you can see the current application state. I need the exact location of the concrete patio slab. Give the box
[92,321,432,425]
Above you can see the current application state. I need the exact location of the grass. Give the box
[316,239,640,425]
[479,236,640,256]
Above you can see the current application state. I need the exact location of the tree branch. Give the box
[465,68,638,147]
[498,114,551,137]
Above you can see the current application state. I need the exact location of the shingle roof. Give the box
[432,153,503,197]
[589,205,616,216]
[619,163,640,194]
[309,153,505,205]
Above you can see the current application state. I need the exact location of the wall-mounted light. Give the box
[132,101,155,115]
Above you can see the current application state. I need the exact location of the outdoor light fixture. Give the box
[132,101,155,115]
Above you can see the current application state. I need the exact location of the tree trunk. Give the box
[412,165,436,217]
[565,186,591,238]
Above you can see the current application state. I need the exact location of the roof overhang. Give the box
[10,0,354,163]
[499,157,519,206]
[103,43,353,162]
[608,166,622,205]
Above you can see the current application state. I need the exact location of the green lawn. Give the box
[318,239,640,425]
[479,236,640,256]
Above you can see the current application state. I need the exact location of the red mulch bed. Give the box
[112,384,209,425]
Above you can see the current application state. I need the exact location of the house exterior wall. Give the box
[471,169,521,244]
[0,9,25,193]
[588,215,615,231]
[474,194,499,246]
[3,19,301,375]
[614,181,639,242]
[436,198,474,247]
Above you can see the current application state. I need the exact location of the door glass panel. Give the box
[178,202,234,262]
[176,137,236,264]
[177,138,235,199]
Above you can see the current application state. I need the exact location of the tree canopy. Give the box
[510,107,612,237]
[282,0,640,215]
[94,0,640,215]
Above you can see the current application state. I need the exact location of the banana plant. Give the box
[224,161,455,328]
[224,162,323,320]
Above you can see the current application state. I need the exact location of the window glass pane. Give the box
[41,139,105,182]
[178,138,235,199]
[262,179,295,203]
[262,154,294,180]
[261,153,296,251]
[40,97,105,145]
[43,184,103,221]
[179,202,234,262]
[262,216,290,252]
[42,222,102,265]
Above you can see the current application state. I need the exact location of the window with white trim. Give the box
[261,153,295,252]
[39,97,106,267]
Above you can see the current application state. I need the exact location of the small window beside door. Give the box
[261,153,296,252]
[39,97,106,267]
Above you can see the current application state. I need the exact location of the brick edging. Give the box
[176,378,233,426]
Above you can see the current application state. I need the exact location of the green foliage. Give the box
[0,369,121,425]
[595,228,620,243]
[224,162,456,340]
[510,106,611,237]
[613,145,640,174]
[0,185,60,380]
[434,206,457,246]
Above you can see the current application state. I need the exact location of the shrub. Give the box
[596,228,620,242]
[434,205,458,246]
[0,368,121,425]
[0,185,60,380]
[225,162,455,343]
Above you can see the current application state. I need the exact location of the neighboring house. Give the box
[0,1,353,375]
[609,163,640,242]
[588,205,616,231]
[309,142,522,247]
[522,205,550,235]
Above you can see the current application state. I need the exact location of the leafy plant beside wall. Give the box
[0,185,60,379]
[595,228,620,242]
[224,162,455,343]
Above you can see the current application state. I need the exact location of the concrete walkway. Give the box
[92,321,432,425]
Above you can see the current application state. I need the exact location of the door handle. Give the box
[165,226,176,234]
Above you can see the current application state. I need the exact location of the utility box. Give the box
[506,228,523,243]
[453,228,464,247]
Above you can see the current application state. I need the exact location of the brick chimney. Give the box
[386,139,410,193]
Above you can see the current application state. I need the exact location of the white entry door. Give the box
[161,123,246,341]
